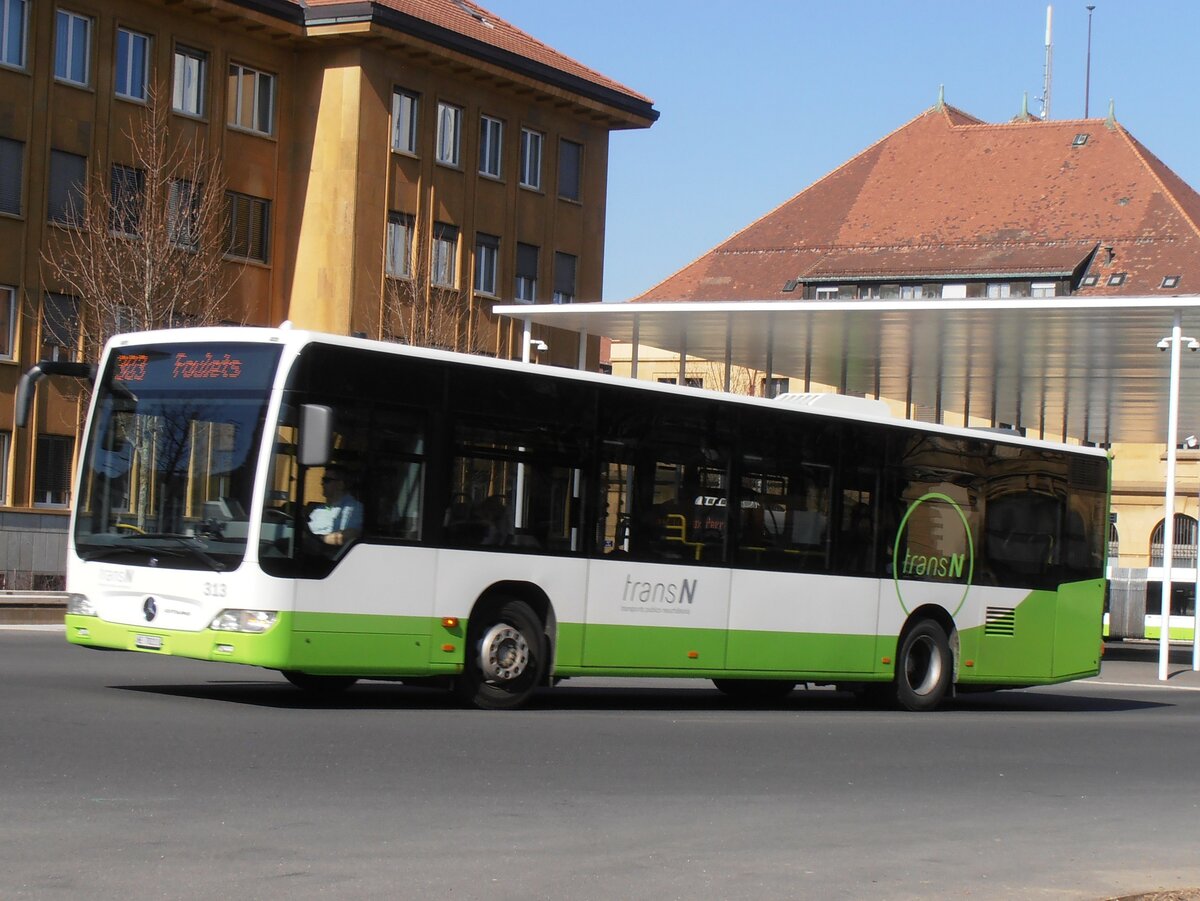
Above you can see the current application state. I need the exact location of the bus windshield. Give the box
[73,342,283,571]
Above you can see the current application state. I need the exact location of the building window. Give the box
[110,164,144,236]
[1108,273,1127,287]
[0,284,14,359]
[1162,275,1181,290]
[1,0,28,69]
[41,292,77,361]
[0,136,22,215]
[479,115,503,178]
[54,9,90,86]
[553,251,576,304]
[519,128,542,190]
[1030,282,1056,298]
[172,45,207,117]
[431,222,458,287]
[34,434,74,506]
[1080,275,1098,287]
[227,62,274,135]
[224,191,270,262]
[391,88,419,155]
[47,149,86,225]
[815,286,838,301]
[435,102,461,167]
[168,178,201,248]
[115,27,150,101]
[474,233,499,295]
[761,377,788,398]
[558,139,582,201]
[385,211,413,278]
[515,242,538,302]
[985,283,1012,299]
[658,376,703,389]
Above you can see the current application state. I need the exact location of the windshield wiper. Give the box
[136,533,228,572]
[78,544,186,563]
[79,534,226,571]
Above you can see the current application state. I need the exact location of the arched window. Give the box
[1149,514,1198,566]
[1108,522,1119,561]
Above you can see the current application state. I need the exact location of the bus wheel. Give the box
[458,599,545,710]
[281,671,359,693]
[712,679,795,701]
[894,620,952,712]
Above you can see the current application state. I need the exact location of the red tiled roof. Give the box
[296,0,655,116]
[639,104,1200,300]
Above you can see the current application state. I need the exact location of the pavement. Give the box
[1093,639,1200,690]
[2,622,1197,901]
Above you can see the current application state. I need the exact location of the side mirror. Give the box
[299,404,333,467]
[15,360,96,428]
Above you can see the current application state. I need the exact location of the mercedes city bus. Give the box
[23,325,1110,710]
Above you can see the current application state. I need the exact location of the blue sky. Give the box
[483,0,1200,302]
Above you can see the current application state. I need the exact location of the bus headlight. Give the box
[67,594,97,616]
[209,610,278,633]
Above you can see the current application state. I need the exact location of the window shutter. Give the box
[516,242,538,279]
[0,138,22,215]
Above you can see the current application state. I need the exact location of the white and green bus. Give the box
[29,325,1110,710]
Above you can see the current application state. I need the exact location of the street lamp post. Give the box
[1157,314,1199,680]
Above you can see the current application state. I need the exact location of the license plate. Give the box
[135,634,164,650]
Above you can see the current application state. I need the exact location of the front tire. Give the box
[457,599,545,710]
[894,620,953,711]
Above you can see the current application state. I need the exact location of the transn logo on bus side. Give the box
[892,492,975,617]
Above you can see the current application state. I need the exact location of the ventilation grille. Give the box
[985,607,1016,636]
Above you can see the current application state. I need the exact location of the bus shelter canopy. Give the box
[495,296,1200,446]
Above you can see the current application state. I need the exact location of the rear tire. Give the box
[894,620,953,711]
[281,671,359,693]
[712,679,795,701]
[457,599,545,710]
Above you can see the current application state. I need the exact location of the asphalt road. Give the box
[2,630,1200,901]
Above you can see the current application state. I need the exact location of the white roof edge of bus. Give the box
[104,325,1109,459]
[774,393,893,419]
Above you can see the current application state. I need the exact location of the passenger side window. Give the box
[446,419,581,554]
[738,463,832,571]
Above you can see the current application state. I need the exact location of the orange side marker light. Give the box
[687,651,699,659]
[442,643,456,653]
[441,617,460,629]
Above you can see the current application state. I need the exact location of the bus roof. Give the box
[104,324,1109,459]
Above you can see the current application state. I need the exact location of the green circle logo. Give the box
[893,492,975,617]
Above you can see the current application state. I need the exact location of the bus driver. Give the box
[308,465,363,548]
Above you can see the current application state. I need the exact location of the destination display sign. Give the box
[109,343,282,391]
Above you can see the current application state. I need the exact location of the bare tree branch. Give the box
[379,216,489,354]
[40,83,241,363]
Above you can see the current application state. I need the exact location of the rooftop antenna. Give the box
[1039,4,1053,119]
[1084,5,1096,117]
